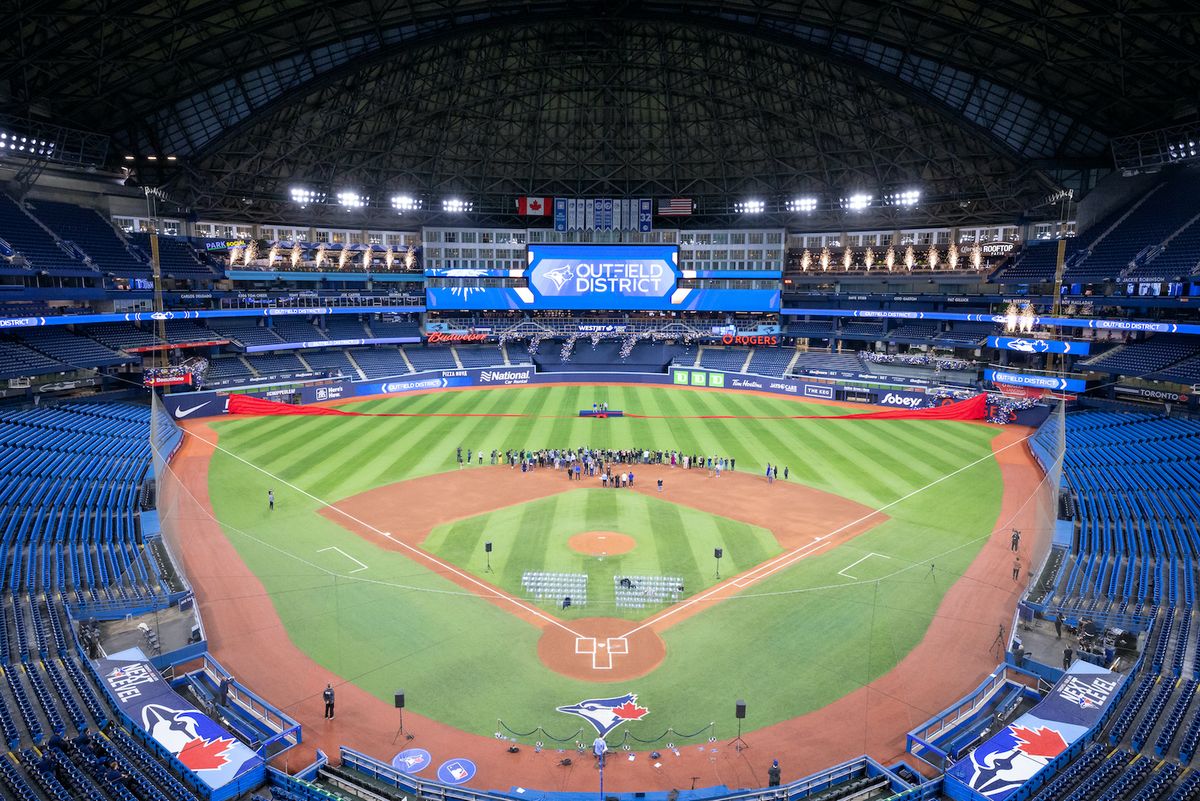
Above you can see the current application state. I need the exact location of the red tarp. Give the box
[227,391,988,421]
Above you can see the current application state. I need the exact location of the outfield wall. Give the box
[159,366,1048,425]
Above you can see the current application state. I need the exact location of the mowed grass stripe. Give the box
[422,489,778,619]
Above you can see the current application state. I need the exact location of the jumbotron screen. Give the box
[424,243,779,311]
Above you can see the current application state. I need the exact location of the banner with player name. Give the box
[554,198,652,233]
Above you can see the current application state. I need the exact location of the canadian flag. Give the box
[516,196,552,216]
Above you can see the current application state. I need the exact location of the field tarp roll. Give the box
[227,390,988,420]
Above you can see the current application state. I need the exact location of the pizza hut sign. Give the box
[426,332,490,344]
[721,334,778,346]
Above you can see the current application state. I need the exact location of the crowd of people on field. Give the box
[454,445,738,477]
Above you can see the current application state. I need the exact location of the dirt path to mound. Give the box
[173,420,1043,792]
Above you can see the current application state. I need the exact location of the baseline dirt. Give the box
[568,531,636,556]
[174,419,1043,792]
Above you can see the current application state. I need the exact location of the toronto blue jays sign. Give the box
[557,692,650,736]
[946,662,1122,801]
[96,654,264,793]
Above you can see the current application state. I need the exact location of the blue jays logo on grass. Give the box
[557,693,649,736]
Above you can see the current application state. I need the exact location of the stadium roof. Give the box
[2,1,1197,226]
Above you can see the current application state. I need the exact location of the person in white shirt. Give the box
[592,735,607,767]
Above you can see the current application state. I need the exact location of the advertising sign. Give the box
[872,390,932,409]
[426,332,490,344]
[96,653,264,793]
[946,662,1122,801]
[987,337,1090,356]
[1113,385,1191,405]
[985,370,1086,393]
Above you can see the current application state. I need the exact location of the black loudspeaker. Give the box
[714,548,723,559]
[485,541,493,553]
[394,690,405,709]
[735,700,746,719]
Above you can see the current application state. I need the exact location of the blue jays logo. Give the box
[952,724,1067,799]
[543,265,574,291]
[556,693,649,736]
[142,704,236,771]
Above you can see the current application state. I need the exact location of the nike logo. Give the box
[173,402,209,419]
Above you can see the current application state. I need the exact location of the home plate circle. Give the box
[538,618,665,681]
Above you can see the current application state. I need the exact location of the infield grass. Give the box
[199,384,1009,741]
[423,489,782,620]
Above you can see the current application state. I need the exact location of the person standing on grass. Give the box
[773,465,778,482]
[323,684,335,719]
[267,490,274,511]
[784,466,789,480]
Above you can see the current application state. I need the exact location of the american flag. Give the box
[657,198,693,216]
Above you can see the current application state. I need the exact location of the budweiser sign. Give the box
[426,332,489,344]
[721,334,778,346]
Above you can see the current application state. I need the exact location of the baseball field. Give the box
[192,383,1010,747]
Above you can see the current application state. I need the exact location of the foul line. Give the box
[620,432,1033,639]
[317,546,369,574]
[178,426,584,639]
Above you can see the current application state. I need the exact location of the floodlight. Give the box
[337,190,367,209]
[391,194,422,212]
[842,193,873,211]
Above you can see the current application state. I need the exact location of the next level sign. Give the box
[985,369,1087,393]
[987,337,1090,356]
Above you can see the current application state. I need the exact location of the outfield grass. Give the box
[423,489,782,620]
[200,384,1005,742]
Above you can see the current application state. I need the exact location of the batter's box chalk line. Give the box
[574,636,630,669]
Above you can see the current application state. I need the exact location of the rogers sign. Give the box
[721,334,778,346]
[427,332,489,344]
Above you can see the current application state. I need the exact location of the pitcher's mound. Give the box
[568,531,636,556]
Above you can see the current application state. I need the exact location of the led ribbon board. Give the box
[985,369,1087,393]
[987,337,1091,355]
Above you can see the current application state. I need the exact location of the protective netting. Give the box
[1021,401,1067,612]
[149,391,197,595]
